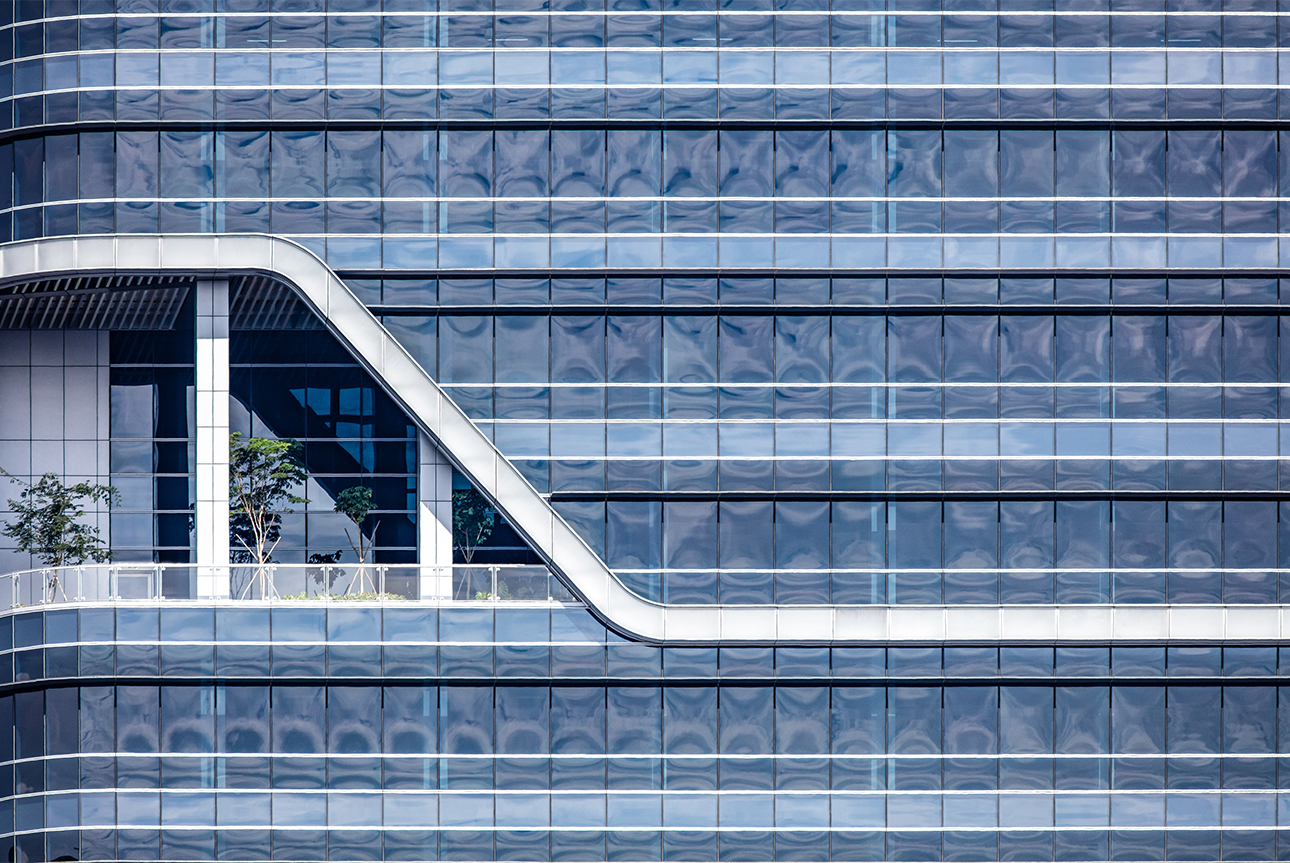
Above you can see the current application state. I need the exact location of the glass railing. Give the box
[0,563,574,609]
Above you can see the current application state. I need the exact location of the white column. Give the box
[195,279,230,597]
[418,432,454,599]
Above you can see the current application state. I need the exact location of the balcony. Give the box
[0,563,573,610]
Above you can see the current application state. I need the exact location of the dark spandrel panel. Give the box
[945,277,999,305]
[12,612,40,648]
[496,644,550,678]
[327,607,381,643]
[1113,277,1166,304]
[42,644,77,678]
[1000,647,1053,677]
[439,644,493,677]
[720,278,772,305]
[383,644,438,677]
[159,643,213,677]
[1056,277,1109,305]
[381,315,436,377]
[1166,646,1222,677]
[493,608,547,643]
[888,278,943,305]
[1056,646,1111,677]
[662,647,717,678]
[270,609,325,643]
[78,643,114,677]
[12,616,1290,685]
[114,643,158,676]
[1000,278,1054,305]
[1222,647,1277,677]
[343,278,381,306]
[440,608,494,643]
[607,643,662,678]
[552,643,606,677]
[943,646,997,678]
[216,607,270,643]
[13,647,42,682]
[777,647,830,677]
[159,608,212,642]
[719,647,773,678]
[1226,278,1279,305]
[888,647,942,678]
[664,278,717,305]
[381,279,438,306]
[271,643,325,677]
[608,278,662,305]
[0,108,1258,168]
[1112,647,1166,677]
[327,644,381,677]
[268,828,324,862]
[831,647,886,678]
[116,607,159,642]
[381,608,437,643]
[494,278,546,305]
[553,278,607,305]
[440,278,494,306]
[550,608,606,643]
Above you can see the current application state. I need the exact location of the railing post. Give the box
[379,566,387,600]
[491,565,498,602]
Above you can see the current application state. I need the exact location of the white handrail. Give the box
[0,563,570,608]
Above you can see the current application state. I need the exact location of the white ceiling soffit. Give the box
[2,235,1284,645]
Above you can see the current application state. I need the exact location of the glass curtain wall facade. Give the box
[6,612,1290,863]
[4,0,1290,862]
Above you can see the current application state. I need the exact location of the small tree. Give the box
[228,434,307,585]
[452,486,494,564]
[0,470,119,600]
[335,485,380,592]
[452,486,496,600]
[335,486,379,563]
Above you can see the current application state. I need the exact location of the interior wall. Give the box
[0,330,111,573]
